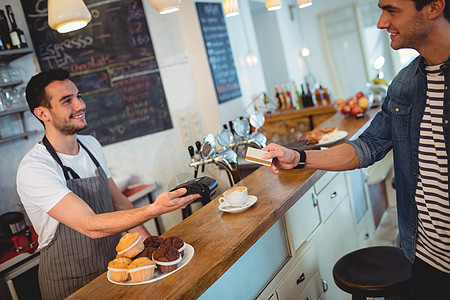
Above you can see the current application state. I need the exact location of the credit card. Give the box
[245,147,272,166]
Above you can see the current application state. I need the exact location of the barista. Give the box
[16,69,199,299]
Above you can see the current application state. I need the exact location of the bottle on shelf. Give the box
[282,85,291,109]
[5,5,27,49]
[0,10,12,50]
[275,86,282,109]
[293,83,303,110]
[320,85,331,105]
[279,86,287,109]
[314,85,322,105]
[303,83,314,107]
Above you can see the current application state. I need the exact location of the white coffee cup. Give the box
[219,186,248,207]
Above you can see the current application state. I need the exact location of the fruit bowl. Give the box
[336,91,372,118]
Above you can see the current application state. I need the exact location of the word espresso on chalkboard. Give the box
[21,0,172,145]
[196,2,241,104]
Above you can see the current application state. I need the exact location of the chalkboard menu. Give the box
[21,0,172,145]
[196,2,241,103]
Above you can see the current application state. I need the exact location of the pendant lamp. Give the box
[297,0,312,8]
[48,0,91,33]
[265,0,282,11]
[148,0,181,14]
[223,0,239,17]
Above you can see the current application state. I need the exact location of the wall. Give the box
[0,0,266,233]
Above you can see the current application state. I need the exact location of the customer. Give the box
[262,0,450,298]
[16,68,199,299]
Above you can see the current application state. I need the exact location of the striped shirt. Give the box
[415,63,450,273]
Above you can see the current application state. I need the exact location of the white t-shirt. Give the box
[16,135,112,249]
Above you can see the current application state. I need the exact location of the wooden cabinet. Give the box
[260,105,336,143]
[276,246,323,300]
[315,172,347,222]
[285,185,320,253]
[311,196,358,300]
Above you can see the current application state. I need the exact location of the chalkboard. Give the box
[196,2,241,103]
[21,0,172,145]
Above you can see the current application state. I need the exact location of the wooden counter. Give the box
[68,109,378,300]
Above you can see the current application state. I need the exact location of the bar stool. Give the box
[332,246,411,300]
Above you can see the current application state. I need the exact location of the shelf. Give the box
[0,106,28,117]
[0,80,23,89]
[0,48,33,64]
[0,130,40,144]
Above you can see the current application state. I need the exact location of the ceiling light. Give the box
[148,0,181,14]
[265,0,282,11]
[48,0,91,33]
[223,0,239,17]
[297,0,312,8]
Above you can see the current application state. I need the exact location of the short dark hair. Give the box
[25,68,70,118]
[413,0,449,22]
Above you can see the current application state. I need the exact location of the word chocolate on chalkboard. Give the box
[21,0,172,145]
[196,2,241,103]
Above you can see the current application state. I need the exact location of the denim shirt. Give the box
[347,55,450,262]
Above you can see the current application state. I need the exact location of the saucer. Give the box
[219,195,257,213]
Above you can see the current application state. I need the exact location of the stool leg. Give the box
[352,295,366,300]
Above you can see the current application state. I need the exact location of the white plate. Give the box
[317,130,348,146]
[219,195,257,213]
[107,243,194,285]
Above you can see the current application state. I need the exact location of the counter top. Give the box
[68,109,379,300]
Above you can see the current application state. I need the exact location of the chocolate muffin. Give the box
[143,235,164,248]
[160,236,185,257]
[152,246,181,273]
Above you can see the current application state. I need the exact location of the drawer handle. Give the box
[330,191,337,199]
[364,233,370,240]
[296,272,306,285]
[322,279,329,292]
[312,193,318,207]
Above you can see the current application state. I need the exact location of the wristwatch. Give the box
[293,149,306,169]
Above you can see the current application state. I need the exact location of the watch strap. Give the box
[293,149,306,169]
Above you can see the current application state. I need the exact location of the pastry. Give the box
[127,257,157,283]
[143,235,164,248]
[298,127,338,144]
[152,246,181,273]
[134,236,164,259]
[135,245,158,259]
[160,236,185,257]
[116,232,144,258]
[108,257,132,282]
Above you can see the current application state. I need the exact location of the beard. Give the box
[391,12,429,50]
[50,110,88,135]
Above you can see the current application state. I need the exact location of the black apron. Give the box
[39,136,121,300]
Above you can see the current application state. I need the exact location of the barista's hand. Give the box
[262,143,300,174]
[153,188,200,213]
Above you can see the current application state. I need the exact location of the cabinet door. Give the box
[199,220,289,300]
[276,247,320,300]
[316,172,348,222]
[311,196,358,300]
[297,271,325,300]
[285,186,320,252]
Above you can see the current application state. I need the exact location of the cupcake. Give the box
[108,257,132,282]
[116,232,144,258]
[160,236,186,257]
[134,236,164,259]
[143,235,164,248]
[152,246,181,273]
[135,245,158,259]
[127,257,157,283]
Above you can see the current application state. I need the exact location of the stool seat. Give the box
[333,246,411,299]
